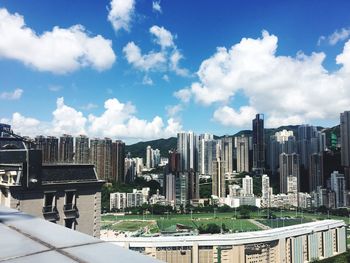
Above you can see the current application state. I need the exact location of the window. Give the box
[43,192,56,213]
[64,190,76,211]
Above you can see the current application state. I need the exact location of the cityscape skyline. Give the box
[1,1,350,143]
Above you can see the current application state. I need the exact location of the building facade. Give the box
[108,220,346,263]
[0,137,104,238]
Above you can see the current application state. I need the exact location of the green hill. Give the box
[126,137,177,159]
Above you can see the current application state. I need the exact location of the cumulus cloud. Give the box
[51,98,87,135]
[0,88,23,100]
[150,26,174,49]
[318,27,350,46]
[88,98,181,139]
[0,113,41,136]
[108,0,135,33]
[170,50,189,76]
[213,106,257,127]
[2,97,181,141]
[175,30,350,128]
[123,25,189,78]
[174,88,191,103]
[123,41,166,71]
[152,1,162,13]
[0,8,115,74]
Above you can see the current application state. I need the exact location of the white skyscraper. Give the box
[261,174,270,207]
[146,145,152,169]
[287,176,298,194]
[110,192,127,210]
[242,175,253,196]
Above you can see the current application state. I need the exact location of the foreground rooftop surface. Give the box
[0,206,159,263]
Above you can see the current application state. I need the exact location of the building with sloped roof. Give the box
[0,136,104,238]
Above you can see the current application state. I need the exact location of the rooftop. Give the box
[0,206,159,263]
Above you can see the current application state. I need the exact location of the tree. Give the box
[239,207,250,219]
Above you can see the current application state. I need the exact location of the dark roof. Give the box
[0,138,26,150]
[42,164,99,183]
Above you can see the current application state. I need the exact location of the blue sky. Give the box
[1,0,350,142]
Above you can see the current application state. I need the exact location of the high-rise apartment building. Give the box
[220,136,234,174]
[212,157,225,198]
[340,111,350,188]
[111,140,125,182]
[268,130,296,176]
[90,138,112,181]
[124,156,136,183]
[309,153,324,192]
[146,145,152,169]
[198,133,216,176]
[330,171,346,208]
[35,136,59,163]
[261,174,271,207]
[165,173,176,205]
[242,175,253,196]
[236,135,249,172]
[177,132,199,201]
[110,192,127,210]
[279,153,300,193]
[252,114,265,172]
[59,134,74,163]
[75,135,89,164]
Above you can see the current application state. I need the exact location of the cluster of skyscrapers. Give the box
[34,135,126,183]
[161,112,350,209]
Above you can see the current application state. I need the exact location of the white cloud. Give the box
[152,1,162,13]
[166,104,183,117]
[142,75,153,85]
[0,8,116,74]
[123,41,166,71]
[0,88,23,100]
[88,98,181,139]
[2,97,181,141]
[174,88,191,103]
[51,98,87,135]
[170,50,189,76]
[318,27,350,46]
[108,0,135,33]
[175,30,350,128]
[150,25,174,49]
[213,106,257,127]
[123,25,189,77]
[0,113,41,137]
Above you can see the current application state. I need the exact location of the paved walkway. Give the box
[248,219,271,230]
